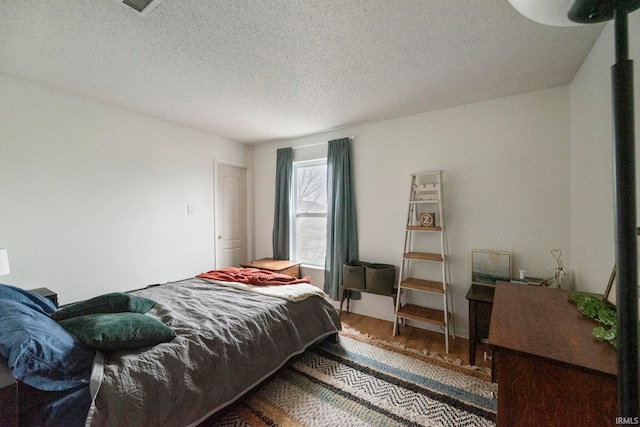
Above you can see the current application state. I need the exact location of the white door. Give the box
[215,164,247,268]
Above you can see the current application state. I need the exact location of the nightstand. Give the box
[29,287,59,308]
[465,284,494,366]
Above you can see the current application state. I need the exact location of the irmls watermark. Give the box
[616,417,640,425]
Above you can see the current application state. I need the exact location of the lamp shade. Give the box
[507,0,581,26]
[0,249,9,275]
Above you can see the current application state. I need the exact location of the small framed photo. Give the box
[603,265,616,306]
[471,250,512,286]
[604,227,640,306]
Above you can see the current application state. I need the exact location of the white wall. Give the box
[569,11,640,294]
[0,74,251,305]
[254,86,572,338]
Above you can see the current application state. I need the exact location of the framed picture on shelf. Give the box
[471,250,512,286]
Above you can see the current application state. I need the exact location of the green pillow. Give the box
[58,313,176,350]
[51,292,156,321]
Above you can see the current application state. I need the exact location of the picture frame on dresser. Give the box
[603,227,640,307]
[470,250,512,286]
[603,264,617,306]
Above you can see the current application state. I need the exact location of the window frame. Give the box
[291,158,327,267]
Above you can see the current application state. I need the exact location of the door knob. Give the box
[218,235,223,240]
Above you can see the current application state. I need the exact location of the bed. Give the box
[0,269,342,426]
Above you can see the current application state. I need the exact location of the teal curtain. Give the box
[324,138,359,300]
[272,147,293,260]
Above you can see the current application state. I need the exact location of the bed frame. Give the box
[0,359,69,427]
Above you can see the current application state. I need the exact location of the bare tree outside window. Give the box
[293,161,327,265]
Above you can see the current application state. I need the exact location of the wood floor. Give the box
[339,312,492,369]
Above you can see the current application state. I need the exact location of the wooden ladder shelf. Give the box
[393,170,455,353]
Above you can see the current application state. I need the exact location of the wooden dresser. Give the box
[489,281,618,427]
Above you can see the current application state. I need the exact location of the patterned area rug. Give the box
[338,328,492,382]
[212,332,497,426]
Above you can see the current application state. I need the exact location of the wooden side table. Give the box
[240,258,302,278]
[465,284,495,366]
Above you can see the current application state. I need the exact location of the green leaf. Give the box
[592,326,617,348]
[570,292,618,348]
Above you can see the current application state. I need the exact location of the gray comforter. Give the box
[86,278,341,427]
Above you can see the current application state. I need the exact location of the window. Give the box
[292,159,327,266]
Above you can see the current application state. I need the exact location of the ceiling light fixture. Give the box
[509,0,639,418]
[114,0,165,17]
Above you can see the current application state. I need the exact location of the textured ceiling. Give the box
[0,1,605,144]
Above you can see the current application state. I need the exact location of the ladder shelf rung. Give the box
[410,170,442,177]
[409,200,440,204]
[395,304,446,327]
[399,277,444,294]
[413,183,438,191]
[406,225,441,232]
[403,252,443,262]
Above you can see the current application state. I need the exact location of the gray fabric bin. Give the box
[343,261,369,289]
[365,264,395,294]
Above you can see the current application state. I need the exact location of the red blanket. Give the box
[197,267,310,286]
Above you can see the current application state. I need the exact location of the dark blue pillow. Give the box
[0,300,95,391]
[0,283,57,314]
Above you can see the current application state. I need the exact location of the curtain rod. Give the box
[271,136,353,152]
